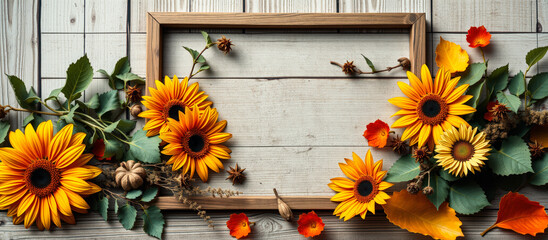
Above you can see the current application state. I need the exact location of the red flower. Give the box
[226,213,251,239]
[92,139,111,161]
[363,119,390,148]
[298,211,325,238]
[466,26,491,48]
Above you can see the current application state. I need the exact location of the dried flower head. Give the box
[391,135,408,155]
[115,160,147,191]
[407,182,421,194]
[226,164,246,185]
[342,61,356,75]
[484,101,510,122]
[413,146,431,163]
[217,36,233,54]
[422,186,434,195]
[130,104,142,118]
[524,108,548,126]
[529,141,545,159]
[398,57,411,70]
[126,85,142,104]
[0,105,7,119]
[176,173,194,190]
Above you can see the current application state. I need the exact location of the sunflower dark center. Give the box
[452,141,475,161]
[357,180,373,197]
[168,105,186,121]
[188,134,205,152]
[421,99,441,118]
[30,168,51,188]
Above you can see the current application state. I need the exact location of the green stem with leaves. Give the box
[188,43,215,79]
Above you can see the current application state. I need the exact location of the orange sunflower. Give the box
[389,64,476,149]
[328,150,392,221]
[139,75,212,137]
[160,105,232,182]
[0,121,102,230]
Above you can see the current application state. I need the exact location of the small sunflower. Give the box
[139,75,212,137]
[389,64,476,149]
[328,150,392,221]
[0,121,102,230]
[160,105,232,182]
[434,124,491,177]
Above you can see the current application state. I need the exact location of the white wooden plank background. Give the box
[1,0,548,239]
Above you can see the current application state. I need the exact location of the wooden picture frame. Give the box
[146,12,426,210]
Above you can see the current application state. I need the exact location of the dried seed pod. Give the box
[422,186,434,195]
[217,36,233,54]
[115,160,147,191]
[273,188,293,222]
[130,104,142,118]
[406,182,421,194]
[398,57,411,70]
[342,61,356,75]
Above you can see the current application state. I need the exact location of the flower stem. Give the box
[188,44,212,79]
[480,224,497,236]
[3,105,63,116]
[330,61,404,75]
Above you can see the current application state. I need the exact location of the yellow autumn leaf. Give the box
[383,190,464,240]
[435,37,469,73]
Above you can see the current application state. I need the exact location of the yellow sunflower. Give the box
[139,75,212,137]
[160,105,232,182]
[389,65,476,149]
[0,121,102,230]
[434,124,491,177]
[328,150,392,221]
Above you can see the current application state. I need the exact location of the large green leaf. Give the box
[439,168,460,182]
[118,204,137,230]
[103,136,124,160]
[530,153,548,186]
[128,129,162,163]
[423,173,449,210]
[141,187,158,202]
[465,81,484,110]
[525,46,548,67]
[98,196,109,221]
[458,62,486,86]
[487,136,532,176]
[0,121,10,145]
[507,71,525,96]
[6,75,34,109]
[86,93,100,109]
[528,72,548,100]
[116,72,145,85]
[142,206,165,239]
[111,57,131,89]
[486,64,509,97]
[96,90,121,118]
[126,190,142,199]
[62,55,94,104]
[385,154,420,182]
[117,119,137,134]
[448,180,489,215]
[496,91,521,113]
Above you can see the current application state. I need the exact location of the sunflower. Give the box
[389,64,476,149]
[328,150,392,221]
[434,124,491,177]
[0,121,102,230]
[160,105,232,182]
[139,75,212,137]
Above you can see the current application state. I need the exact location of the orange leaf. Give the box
[435,37,469,73]
[482,192,548,236]
[383,190,464,240]
[530,124,548,148]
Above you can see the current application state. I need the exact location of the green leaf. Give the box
[23,113,35,126]
[96,90,121,118]
[62,55,94,104]
[128,129,162,163]
[423,173,449,210]
[98,196,109,221]
[448,180,489,215]
[141,187,158,202]
[183,46,206,63]
[528,72,548,100]
[6,75,33,109]
[458,62,486,86]
[439,168,460,182]
[525,46,548,67]
[103,136,124,160]
[114,200,119,214]
[142,206,165,239]
[60,105,79,124]
[508,71,525,96]
[487,136,533,176]
[125,189,142,199]
[117,119,137,134]
[530,153,548,186]
[104,120,120,133]
[496,91,521,113]
[465,81,484,109]
[118,204,137,230]
[24,87,40,105]
[197,64,210,72]
[486,64,509,97]
[86,94,100,109]
[116,72,145,85]
[201,31,212,45]
[0,121,9,145]
[110,57,131,90]
[385,154,420,182]
[361,54,376,72]
[46,87,62,101]
[97,69,110,78]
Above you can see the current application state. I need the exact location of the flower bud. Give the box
[274,188,294,221]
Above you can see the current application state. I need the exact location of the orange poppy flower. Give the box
[226,213,251,239]
[297,211,325,237]
[466,26,491,48]
[363,119,390,148]
[92,139,111,161]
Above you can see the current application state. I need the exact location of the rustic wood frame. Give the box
[146,12,426,210]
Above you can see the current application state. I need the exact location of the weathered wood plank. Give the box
[41,0,84,33]
[245,0,337,13]
[540,0,548,33]
[432,33,539,76]
[539,34,548,73]
[130,0,189,33]
[41,34,84,78]
[432,0,536,32]
[190,0,243,12]
[0,0,39,127]
[85,0,127,33]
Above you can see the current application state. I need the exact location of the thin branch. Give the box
[330,61,405,75]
